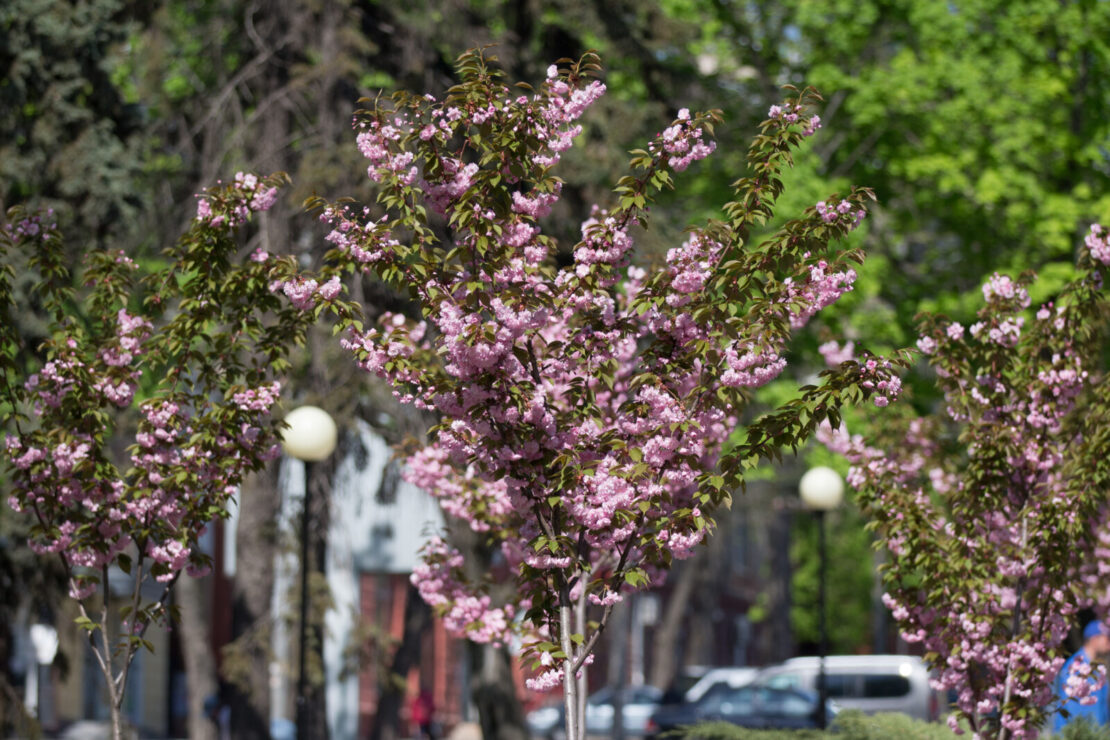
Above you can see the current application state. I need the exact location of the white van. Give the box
[752,655,940,721]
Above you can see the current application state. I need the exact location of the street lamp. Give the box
[282,406,338,740]
[799,466,844,731]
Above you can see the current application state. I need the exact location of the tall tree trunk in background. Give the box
[177,574,218,740]
[648,558,701,690]
[766,506,795,664]
[650,504,736,690]
[468,643,528,740]
[227,467,280,740]
[369,582,434,740]
[683,544,722,667]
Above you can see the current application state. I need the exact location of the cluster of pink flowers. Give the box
[319,207,399,265]
[277,275,342,311]
[92,309,152,407]
[194,171,279,227]
[1086,224,1109,265]
[664,233,725,306]
[232,381,283,412]
[24,355,80,410]
[818,340,855,367]
[1062,651,1107,706]
[815,199,866,229]
[768,104,821,137]
[535,64,606,168]
[424,161,480,215]
[404,446,513,532]
[982,272,1031,308]
[859,357,902,407]
[719,346,786,389]
[524,652,595,693]
[8,361,285,586]
[6,209,56,241]
[784,260,858,329]
[410,537,516,645]
[574,209,635,275]
[357,118,420,186]
[653,109,717,172]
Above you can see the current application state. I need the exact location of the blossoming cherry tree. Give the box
[823,225,1110,739]
[1,173,311,740]
[282,49,906,740]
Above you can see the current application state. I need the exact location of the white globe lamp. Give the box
[281,406,338,462]
[799,465,845,511]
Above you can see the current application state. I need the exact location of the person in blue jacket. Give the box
[1054,620,1110,732]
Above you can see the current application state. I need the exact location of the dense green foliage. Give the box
[0,0,155,249]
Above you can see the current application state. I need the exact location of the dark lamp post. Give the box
[799,466,844,731]
[282,406,337,740]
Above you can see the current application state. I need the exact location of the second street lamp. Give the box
[799,465,844,731]
[281,405,338,740]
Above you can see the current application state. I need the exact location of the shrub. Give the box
[1057,719,1110,740]
[667,711,958,740]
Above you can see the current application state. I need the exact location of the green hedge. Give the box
[1056,719,1110,739]
[666,712,1110,739]
[667,710,956,739]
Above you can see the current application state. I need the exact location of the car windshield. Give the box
[702,686,756,714]
[760,689,813,718]
[695,683,732,708]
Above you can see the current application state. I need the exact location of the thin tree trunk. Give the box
[94,574,124,740]
[108,698,122,740]
[177,574,218,740]
[575,595,586,739]
[560,600,580,740]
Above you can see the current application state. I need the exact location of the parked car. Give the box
[645,683,838,737]
[680,667,760,704]
[526,685,664,740]
[751,654,941,721]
